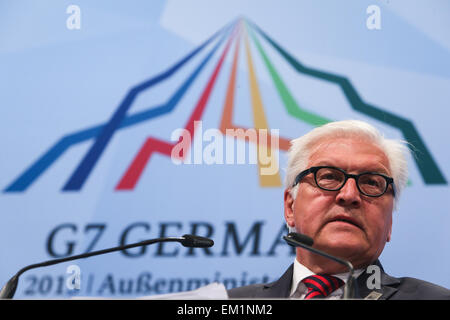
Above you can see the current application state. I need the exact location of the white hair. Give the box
[285,120,409,210]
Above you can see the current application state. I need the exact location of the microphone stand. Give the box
[0,235,213,299]
[283,233,357,299]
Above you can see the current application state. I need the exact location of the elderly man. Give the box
[228,120,450,300]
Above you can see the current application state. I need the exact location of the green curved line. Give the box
[245,22,331,126]
[247,20,446,185]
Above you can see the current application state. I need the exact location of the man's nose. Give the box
[335,178,361,207]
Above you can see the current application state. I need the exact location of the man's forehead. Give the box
[306,137,391,174]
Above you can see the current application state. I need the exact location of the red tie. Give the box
[302,274,345,299]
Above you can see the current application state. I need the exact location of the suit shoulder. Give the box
[394,277,450,300]
[227,264,293,299]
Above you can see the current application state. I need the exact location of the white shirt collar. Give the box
[290,259,365,298]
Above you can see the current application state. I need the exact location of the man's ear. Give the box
[284,189,295,228]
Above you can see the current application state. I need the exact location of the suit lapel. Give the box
[356,260,400,300]
[260,264,293,298]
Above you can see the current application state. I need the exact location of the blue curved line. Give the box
[62,22,234,191]
[4,24,232,193]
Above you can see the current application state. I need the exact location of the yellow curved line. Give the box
[243,24,281,187]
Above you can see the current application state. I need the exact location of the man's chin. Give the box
[314,237,367,261]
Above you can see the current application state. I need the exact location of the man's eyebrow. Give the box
[313,162,390,175]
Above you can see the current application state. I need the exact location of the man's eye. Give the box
[362,178,377,186]
[360,175,385,190]
[321,173,340,180]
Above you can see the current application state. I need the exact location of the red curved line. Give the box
[116,24,239,190]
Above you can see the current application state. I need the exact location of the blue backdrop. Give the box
[1,0,449,298]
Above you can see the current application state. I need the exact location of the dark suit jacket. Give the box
[227,261,450,300]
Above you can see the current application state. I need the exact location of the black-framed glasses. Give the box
[292,166,396,197]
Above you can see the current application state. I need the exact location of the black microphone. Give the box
[0,234,214,299]
[283,232,357,299]
[179,234,214,248]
